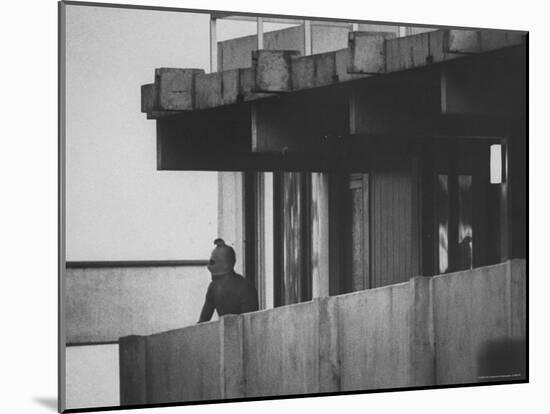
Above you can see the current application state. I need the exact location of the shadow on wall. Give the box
[477,336,526,382]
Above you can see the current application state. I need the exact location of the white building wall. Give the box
[66,345,120,410]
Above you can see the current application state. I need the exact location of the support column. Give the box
[257,17,264,50]
[210,17,218,72]
[304,20,312,55]
[218,172,245,275]
[311,173,330,298]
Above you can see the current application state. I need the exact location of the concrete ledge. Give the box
[142,29,525,118]
[480,30,525,52]
[446,29,525,54]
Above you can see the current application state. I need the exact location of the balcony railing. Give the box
[120,259,526,405]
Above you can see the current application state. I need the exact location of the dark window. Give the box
[274,172,312,306]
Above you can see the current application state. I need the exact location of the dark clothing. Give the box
[198,272,259,323]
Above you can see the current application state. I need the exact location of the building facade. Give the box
[64,14,527,410]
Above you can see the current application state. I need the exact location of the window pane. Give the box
[457,175,473,270]
[282,172,303,305]
[437,174,449,274]
[348,174,368,291]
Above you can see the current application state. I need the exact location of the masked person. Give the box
[198,238,259,323]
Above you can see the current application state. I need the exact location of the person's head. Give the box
[207,238,236,276]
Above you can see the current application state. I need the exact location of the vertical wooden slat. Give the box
[362,174,370,289]
[370,163,416,288]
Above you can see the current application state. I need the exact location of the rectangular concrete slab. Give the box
[335,48,368,83]
[155,68,204,111]
[195,72,222,109]
[119,336,147,406]
[337,282,413,390]
[253,50,300,92]
[447,30,481,53]
[318,297,340,392]
[432,262,512,385]
[314,51,338,87]
[409,276,436,386]
[480,30,526,51]
[349,31,395,73]
[140,83,157,113]
[221,69,241,106]
[291,55,315,90]
[219,315,245,399]
[145,322,221,404]
[242,300,320,397]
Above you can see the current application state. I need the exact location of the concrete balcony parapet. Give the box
[120,259,527,405]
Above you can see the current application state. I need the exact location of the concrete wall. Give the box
[120,260,526,404]
[339,282,413,389]
[65,264,211,343]
[433,261,526,385]
[66,344,120,410]
[146,322,221,404]
[242,301,321,396]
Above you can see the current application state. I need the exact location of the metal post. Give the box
[257,17,264,49]
[210,17,218,72]
[304,20,312,55]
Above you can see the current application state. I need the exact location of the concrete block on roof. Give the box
[447,30,481,53]
[291,55,315,90]
[222,69,241,105]
[195,72,222,109]
[480,30,525,51]
[348,31,395,74]
[386,31,432,72]
[335,48,368,82]
[141,83,157,113]
[155,68,204,111]
[291,51,338,90]
[253,50,301,92]
[314,52,338,87]
[446,29,525,55]
[238,68,270,101]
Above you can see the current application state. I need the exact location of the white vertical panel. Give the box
[217,172,245,275]
[257,17,264,49]
[65,345,120,410]
[490,144,503,184]
[311,173,330,298]
[304,20,312,55]
[210,17,217,72]
[264,172,274,309]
